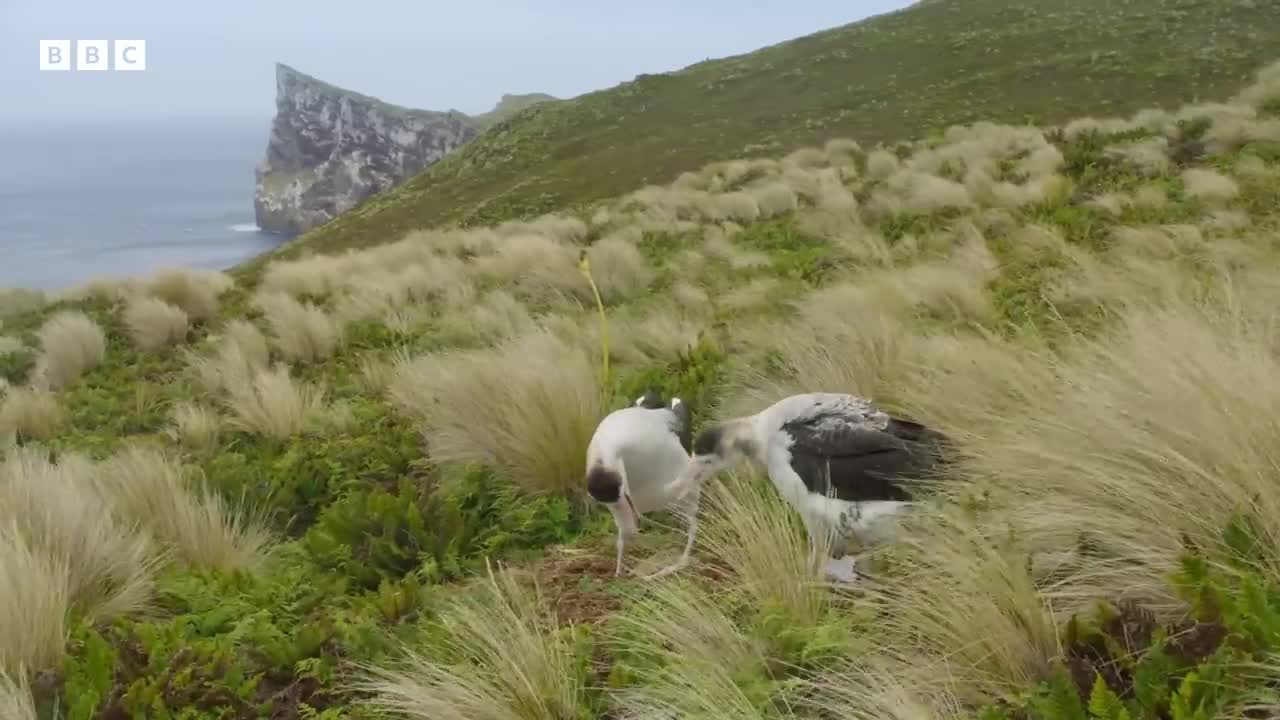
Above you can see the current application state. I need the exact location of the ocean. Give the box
[0,117,287,292]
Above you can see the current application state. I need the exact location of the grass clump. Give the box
[360,564,591,720]
[123,295,190,351]
[32,310,106,391]
[95,445,275,572]
[223,362,330,440]
[0,386,67,443]
[387,328,603,497]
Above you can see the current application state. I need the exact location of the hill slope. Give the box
[1,44,1279,717]
[252,0,1280,263]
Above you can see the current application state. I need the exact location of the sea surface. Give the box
[0,117,287,292]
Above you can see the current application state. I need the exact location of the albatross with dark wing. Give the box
[584,389,697,579]
[663,392,950,582]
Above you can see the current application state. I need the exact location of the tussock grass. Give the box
[124,295,190,351]
[144,268,232,321]
[0,668,37,720]
[185,319,271,396]
[223,362,329,440]
[360,564,586,720]
[699,468,831,624]
[253,292,345,364]
[437,289,536,346]
[585,233,656,303]
[96,446,274,571]
[165,401,222,451]
[0,525,70,677]
[926,294,1280,609]
[32,310,106,391]
[1182,167,1240,202]
[387,328,601,496]
[0,447,157,622]
[469,233,592,305]
[0,387,67,443]
[846,510,1062,707]
[609,573,793,720]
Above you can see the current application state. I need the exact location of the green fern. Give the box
[1087,674,1131,720]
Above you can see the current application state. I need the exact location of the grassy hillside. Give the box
[1,49,1279,717]
[247,0,1280,266]
[472,92,561,130]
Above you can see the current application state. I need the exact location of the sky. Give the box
[1,0,914,123]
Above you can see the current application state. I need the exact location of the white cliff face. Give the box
[253,63,481,236]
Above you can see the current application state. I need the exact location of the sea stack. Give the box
[252,63,479,236]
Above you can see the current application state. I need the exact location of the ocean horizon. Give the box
[0,116,288,292]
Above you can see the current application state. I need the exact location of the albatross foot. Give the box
[638,557,690,580]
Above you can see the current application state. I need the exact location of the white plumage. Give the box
[584,390,696,578]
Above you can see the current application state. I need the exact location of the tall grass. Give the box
[387,327,602,496]
[360,564,588,720]
[144,267,232,321]
[223,362,329,440]
[0,447,157,623]
[253,292,345,363]
[32,310,107,390]
[95,445,274,571]
[0,387,67,443]
[124,295,190,351]
[0,524,71,677]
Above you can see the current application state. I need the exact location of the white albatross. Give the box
[584,389,697,579]
[662,392,951,582]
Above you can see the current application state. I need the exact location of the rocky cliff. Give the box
[254,64,495,236]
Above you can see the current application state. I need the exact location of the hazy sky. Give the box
[1,0,913,122]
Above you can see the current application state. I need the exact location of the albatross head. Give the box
[586,460,639,535]
[664,418,757,500]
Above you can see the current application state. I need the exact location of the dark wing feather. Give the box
[782,411,948,503]
[635,389,666,409]
[668,399,692,453]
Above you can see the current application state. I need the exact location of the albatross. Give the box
[584,389,697,579]
[663,392,950,582]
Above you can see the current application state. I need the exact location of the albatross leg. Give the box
[639,491,700,580]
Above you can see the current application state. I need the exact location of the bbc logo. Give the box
[39,40,146,72]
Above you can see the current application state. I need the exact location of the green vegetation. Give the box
[251,0,1280,267]
[5,6,1280,718]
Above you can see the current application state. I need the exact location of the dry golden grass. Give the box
[918,294,1280,609]
[165,401,222,451]
[144,268,232,321]
[609,576,782,720]
[468,233,592,305]
[32,310,107,390]
[387,328,602,496]
[585,232,656,303]
[185,319,271,397]
[252,292,345,364]
[1182,167,1240,202]
[360,564,585,720]
[436,289,536,346]
[846,510,1062,707]
[801,655,967,720]
[0,447,158,623]
[223,362,329,440]
[95,446,274,571]
[698,468,831,624]
[124,295,190,351]
[0,667,37,720]
[0,524,71,677]
[0,386,67,443]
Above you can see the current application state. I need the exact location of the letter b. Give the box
[78,40,109,71]
[39,40,71,71]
